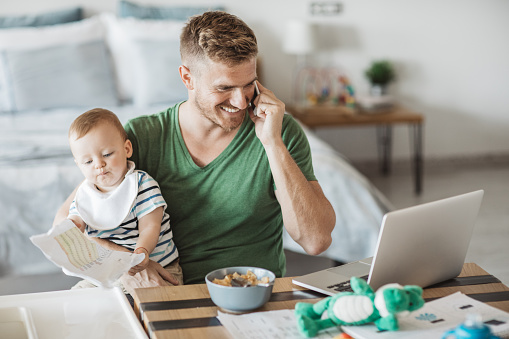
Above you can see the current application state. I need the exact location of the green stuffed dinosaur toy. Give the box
[295,277,425,338]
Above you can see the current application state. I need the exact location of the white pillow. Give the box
[101,13,188,106]
[0,16,118,112]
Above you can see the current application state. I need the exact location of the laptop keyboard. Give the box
[327,275,369,293]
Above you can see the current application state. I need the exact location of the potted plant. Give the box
[364,60,395,96]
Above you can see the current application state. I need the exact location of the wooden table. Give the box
[287,105,425,194]
[132,263,509,338]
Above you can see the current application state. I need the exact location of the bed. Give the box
[0,4,391,287]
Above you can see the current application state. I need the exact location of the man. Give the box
[54,11,335,290]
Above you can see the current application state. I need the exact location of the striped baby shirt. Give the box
[69,169,178,267]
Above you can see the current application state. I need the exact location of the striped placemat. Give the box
[140,274,509,334]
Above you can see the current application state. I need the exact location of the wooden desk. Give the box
[132,263,509,339]
[287,105,425,194]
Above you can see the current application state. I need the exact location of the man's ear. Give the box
[179,65,194,90]
[125,139,133,158]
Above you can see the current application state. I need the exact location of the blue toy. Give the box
[442,313,501,339]
[295,277,425,338]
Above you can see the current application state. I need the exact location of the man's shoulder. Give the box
[283,112,296,123]
[282,112,306,137]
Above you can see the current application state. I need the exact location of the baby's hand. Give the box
[129,247,150,276]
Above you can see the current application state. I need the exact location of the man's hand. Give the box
[249,81,286,147]
[120,260,179,295]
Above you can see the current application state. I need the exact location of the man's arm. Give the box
[250,82,336,255]
[271,150,335,255]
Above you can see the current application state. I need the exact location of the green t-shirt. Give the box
[125,102,316,284]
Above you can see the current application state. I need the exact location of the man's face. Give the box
[191,58,257,132]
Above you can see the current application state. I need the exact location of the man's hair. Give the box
[180,11,258,69]
[69,108,128,141]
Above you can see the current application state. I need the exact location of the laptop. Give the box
[292,190,484,294]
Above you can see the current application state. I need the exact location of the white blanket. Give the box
[0,106,391,278]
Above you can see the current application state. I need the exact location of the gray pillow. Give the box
[133,40,188,106]
[118,0,224,20]
[1,40,118,112]
[0,7,82,28]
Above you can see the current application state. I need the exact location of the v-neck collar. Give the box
[175,102,250,170]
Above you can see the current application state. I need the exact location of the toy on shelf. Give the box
[338,75,356,108]
[294,65,356,108]
[295,277,425,338]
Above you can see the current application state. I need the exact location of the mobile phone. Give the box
[251,81,260,116]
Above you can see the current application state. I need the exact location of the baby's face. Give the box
[70,123,132,192]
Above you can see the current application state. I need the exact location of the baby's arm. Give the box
[128,206,164,275]
[67,215,130,252]
[67,215,86,232]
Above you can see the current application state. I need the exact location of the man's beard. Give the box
[193,96,244,133]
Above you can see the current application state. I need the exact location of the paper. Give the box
[31,219,144,288]
[342,292,509,339]
[217,309,341,339]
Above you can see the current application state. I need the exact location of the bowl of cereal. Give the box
[205,266,276,313]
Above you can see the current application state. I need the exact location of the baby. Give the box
[67,108,182,287]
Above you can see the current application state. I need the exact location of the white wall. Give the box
[2,0,508,162]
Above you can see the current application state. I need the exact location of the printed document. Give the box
[217,293,509,339]
[31,219,144,287]
[342,292,509,339]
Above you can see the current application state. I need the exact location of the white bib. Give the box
[75,161,138,231]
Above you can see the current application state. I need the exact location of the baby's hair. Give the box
[69,108,128,141]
